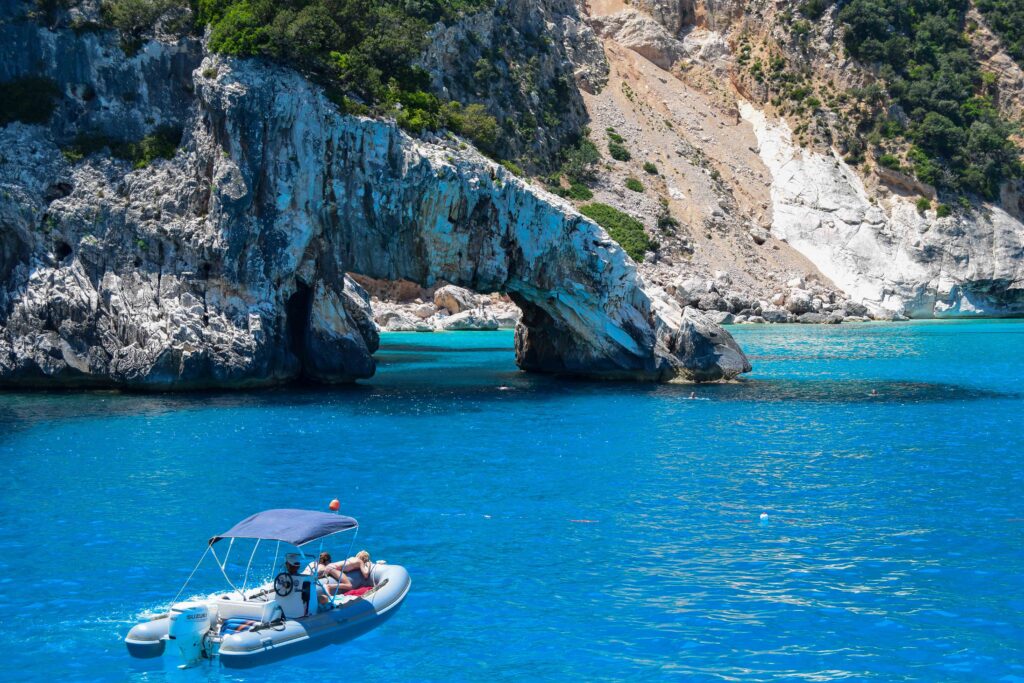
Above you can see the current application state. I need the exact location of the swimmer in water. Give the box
[869,389,879,397]
[689,391,697,400]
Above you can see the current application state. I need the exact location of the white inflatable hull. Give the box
[125,564,410,668]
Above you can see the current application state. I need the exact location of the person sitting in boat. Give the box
[310,551,373,581]
[305,552,356,594]
[307,551,373,594]
[341,550,373,581]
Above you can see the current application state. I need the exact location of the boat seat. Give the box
[217,598,279,623]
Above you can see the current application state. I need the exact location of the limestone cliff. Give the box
[741,103,1024,317]
[0,21,748,389]
[577,0,1024,319]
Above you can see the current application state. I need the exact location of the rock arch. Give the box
[0,49,749,389]
[198,58,749,384]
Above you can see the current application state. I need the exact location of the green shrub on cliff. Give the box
[837,0,1020,198]
[195,0,494,143]
[102,0,179,37]
[440,101,499,155]
[500,160,524,177]
[608,141,631,162]
[579,203,651,261]
[560,135,601,182]
[131,125,183,167]
[0,77,60,126]
[566,182,593,200]
[976,0,1024,63]
[877,153,901,171]
[62,125,182,168]
[799,0,831,20]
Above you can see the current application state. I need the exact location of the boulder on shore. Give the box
[433,285,478,314]
[762,309,793,323]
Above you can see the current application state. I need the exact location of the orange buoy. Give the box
[329,499,340,511]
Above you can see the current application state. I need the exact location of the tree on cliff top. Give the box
[98,0,501,153]
[833,0,1022,198]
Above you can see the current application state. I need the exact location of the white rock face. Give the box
[373,295,520,332]
[591,11,685,70]
[376,309,432,332]
[632,0,742,34]
[740,101,1024,317]
[412,303,437,319]
[491,307,522,329]
[591,9,732,74]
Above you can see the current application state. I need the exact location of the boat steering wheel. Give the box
[274,572,295,597]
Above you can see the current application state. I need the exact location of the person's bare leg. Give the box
[327,575,353,595]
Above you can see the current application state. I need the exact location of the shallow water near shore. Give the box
[0,320,1022,681]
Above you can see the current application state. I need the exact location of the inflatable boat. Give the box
[124,508,411,669]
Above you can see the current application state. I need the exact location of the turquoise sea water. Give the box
[0,321,1022,682]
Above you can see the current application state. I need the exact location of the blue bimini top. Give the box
[209,509,358,547]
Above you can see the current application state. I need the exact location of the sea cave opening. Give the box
[285,280,314,374]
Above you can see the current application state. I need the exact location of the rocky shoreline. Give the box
[365,274,895,335]
[659,271,885,326]
[354,278,522,333]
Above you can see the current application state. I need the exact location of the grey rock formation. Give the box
[418,0,607,164]
[761,309,793,324]
[796,312,827,324]
[0,27,749,389]
[0,25,201,142]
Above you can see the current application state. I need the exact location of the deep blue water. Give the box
[1,321,1022,682]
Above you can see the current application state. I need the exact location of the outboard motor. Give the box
[168,602,210,668]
